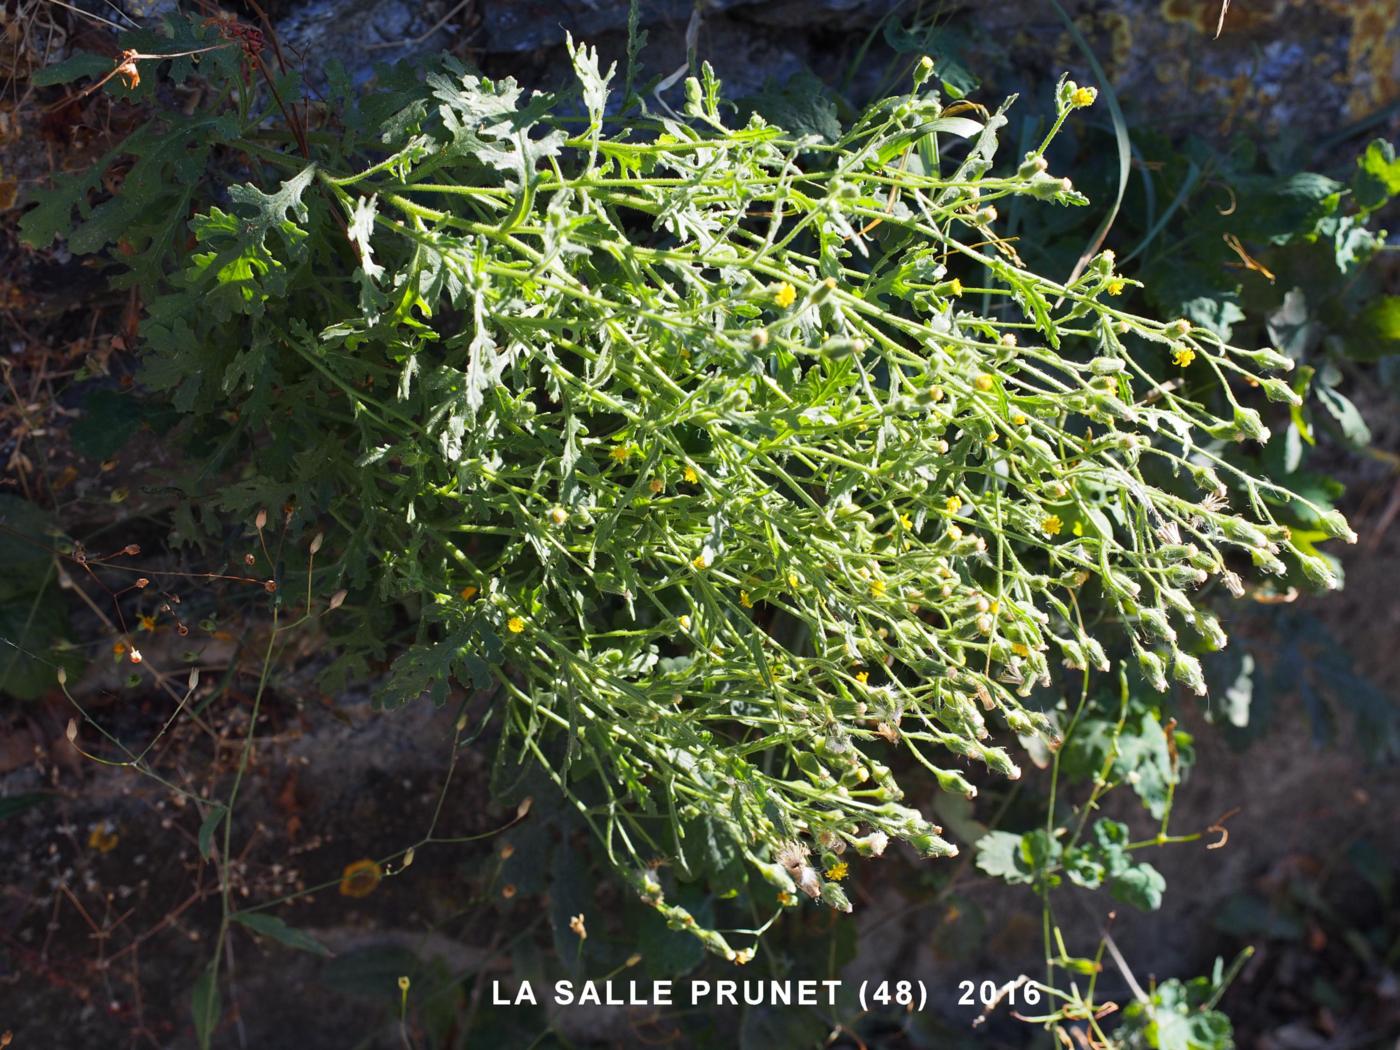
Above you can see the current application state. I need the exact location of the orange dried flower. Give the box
[339,858,383,898]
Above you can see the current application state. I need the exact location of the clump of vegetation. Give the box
[22,16,1354,974]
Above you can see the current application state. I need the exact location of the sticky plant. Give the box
[22,18,1357,973]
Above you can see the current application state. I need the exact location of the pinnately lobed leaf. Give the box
[38,23,1353,960]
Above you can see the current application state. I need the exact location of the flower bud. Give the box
[750,859,797,895]
[1232,405,1269,442]
[915,826,962,858]
[981,746,1021,780]
[1193,612,1228,651]
[1317,509,1357,544]
[1089,356,1125,375]
[1297,553,1339,590]
[1258,378,1302,405]
[852,831,889,857]
[913,54,935,87]
[1138,649,1168,691]
[1017,156,1049,183]
[1137,607,1177,643]
[1171,650,1207,695]
[820,881,853,912]
[1247,346,1294,371]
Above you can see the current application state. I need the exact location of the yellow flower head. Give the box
[507,616,526,634]
[692,551,712,570]
[869,578,886,597]
[1041,514,1063,537]
[88,822,119,853]
[683,465,699,484]
[1011,413,1028,426]
[945,495,962,514]
[974,373,994,392]
[773,282,797,309]
[899,512,913,529]
[1106,278,1126,296]
[1012,642,1030,657]
[610,443,632,463]
[854,670,869,685]
[1172,345,1197,368]
[824,861,849,880]
[740,590,753,608]
[339,858,383,898]
[1070,86,1097,107]
[787,571,800,589]
[648,478,664,494]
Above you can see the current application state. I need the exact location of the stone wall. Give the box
[262,0,1398,146]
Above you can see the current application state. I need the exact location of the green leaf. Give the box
[1220,650,1255,729]
[742,72,842,144]
[1214,892,1304,940]
[72,390,171,460]
[1267,287,1322,360]
[0,592,78,700]
[198,806,226,859]
[31,50,120,85]
[375,623,492,708]
[232,912,334,957]
[1110,860,1166,911]
[1114,712,1178,819]
[1224,172,1342,244]
[0,495,57,588]
[40,53,121,92]
[974,830,1037,885]
[192,962,221,1050]
[32,50,121,86]
[565,34,615,127]
[0,793,53,820]
[634,896,706,978]
[1330,215,1381,273]
[1346,296,1400,361]
[1182,296,1246,341]
[1063,846,1106,889]
[1315,384,1372,448]
[739,1004,831,1050]
[1353,138,1400,212]
[882,22,980,98]
[186,164,316,314]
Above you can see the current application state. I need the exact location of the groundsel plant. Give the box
[29,28,1354,961]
